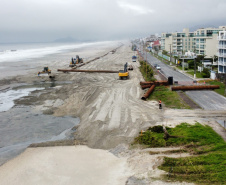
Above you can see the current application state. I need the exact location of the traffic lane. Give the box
[186,90,226,110]
[146,53,193,82]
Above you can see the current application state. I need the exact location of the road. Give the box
[138,46,226,110]
[146,53,193,82]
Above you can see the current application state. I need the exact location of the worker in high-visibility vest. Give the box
[159,100,162,109]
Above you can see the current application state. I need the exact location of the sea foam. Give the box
[0,41,113,63]
[0,88,44,112]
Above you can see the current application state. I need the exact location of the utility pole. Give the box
[183,58,184,72]
[145,50,148,79]
[169,44,172,65]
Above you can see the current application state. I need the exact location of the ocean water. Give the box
[0,41,114,63]
[0,40,118,79]
[0,106,80,166]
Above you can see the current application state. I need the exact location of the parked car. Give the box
[154,64,161,70]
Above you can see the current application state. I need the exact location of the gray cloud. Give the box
[0,0,226,43]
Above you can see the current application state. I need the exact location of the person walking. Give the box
[159,100,162,109]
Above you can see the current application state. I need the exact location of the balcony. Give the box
[194,35,212,38]
[218,45,226,49]
[218,53,226,57]
[218,36,226,40]
[218,61,226,66]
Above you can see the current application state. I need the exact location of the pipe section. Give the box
[171,85,220,91]
[58,69,119,73]
[141,85,155,100]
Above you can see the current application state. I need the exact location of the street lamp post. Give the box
[194,57,196,79]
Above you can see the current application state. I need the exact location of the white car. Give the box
[155,64,161,70]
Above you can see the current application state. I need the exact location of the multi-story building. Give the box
[161,28,194,55]
[194,26,226,58]
[161,29,195,56]
[218,31,226,73]
[161,26,226,58]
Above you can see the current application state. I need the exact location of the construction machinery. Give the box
[119,63,129,80]
[38,67,51,76]
[69,55,83,67]
[128,64,133,70]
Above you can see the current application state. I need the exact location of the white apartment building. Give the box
[161,29,195,56]
[194,26,226,58]
[218,31,226,73]
[161,26,226,58]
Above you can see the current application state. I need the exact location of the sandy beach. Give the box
[0,146,131,185]
[1,41,225,184]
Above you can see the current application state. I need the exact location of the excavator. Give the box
[38,67,51,76]
[69,55,83,67]
[119,63,129,80]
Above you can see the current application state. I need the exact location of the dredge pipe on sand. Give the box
[140,81,168,86]
[171,85,220,91]
[141,85,155,100]
[58,69,119,73]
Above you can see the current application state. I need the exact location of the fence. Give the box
[216,73,226,82]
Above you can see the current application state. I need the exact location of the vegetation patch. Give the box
[208,80,225,96]
[133,123,226,184]
[139,61,155,81]
[148,86,190,109]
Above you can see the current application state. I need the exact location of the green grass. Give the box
[187,71,203,78]
[147,86,190,109]
[133,123,226,184]
[208,80,226,97]
[197,80,226,97]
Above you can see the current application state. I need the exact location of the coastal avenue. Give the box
[137,44,226,110]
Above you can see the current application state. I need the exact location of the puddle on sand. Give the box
[13,81,73,90]
[217,120,226,128]
[0,106,80,166]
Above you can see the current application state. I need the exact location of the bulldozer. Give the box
[69,55,84,67]
[119,63,129,80]
[38,67,51,76]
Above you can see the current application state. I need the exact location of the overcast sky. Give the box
[1,0,226,43]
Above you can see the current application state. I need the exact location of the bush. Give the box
[188,60,194,69]
[136,131,166,147]
[201,68,210,78]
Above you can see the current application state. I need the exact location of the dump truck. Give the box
[69,55,83,67]
[119,63,129,80]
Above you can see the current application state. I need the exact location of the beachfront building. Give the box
[218,31,226,73]
[161,26,226,58]
[161,29,195,56]
[194,26,226,58]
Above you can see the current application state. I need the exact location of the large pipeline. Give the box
[141,84,153,89]
[172,85,220,91]
[57,69,119,73]
[141,85,155,100]
[140,81,168,86]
